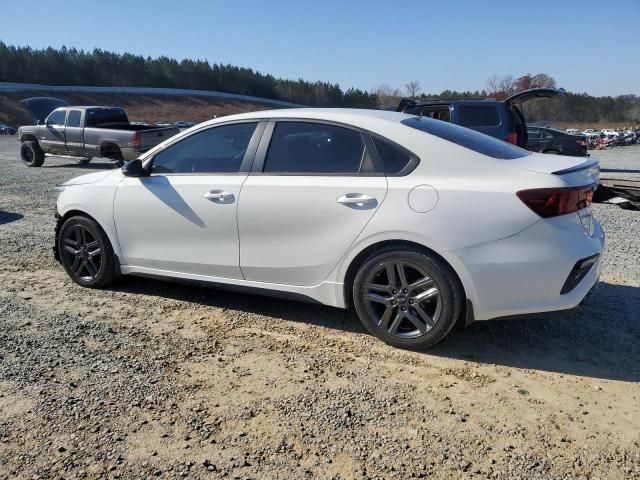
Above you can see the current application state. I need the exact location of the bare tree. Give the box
[373,84,403,108]
[486,74,516,100]
[405,80,422,98]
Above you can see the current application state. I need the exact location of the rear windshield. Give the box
[401,116,530,159]
[86,108,128,126]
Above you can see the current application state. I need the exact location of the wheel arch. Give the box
[20,133,39,143]
[340,239,475,321]
[100,142,123,160]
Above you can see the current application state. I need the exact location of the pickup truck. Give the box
[17,97,180,167]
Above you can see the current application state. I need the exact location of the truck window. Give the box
[86,109,128,127]
[67,110,82,127]
[46,109,67,126]
[457,105,501,127]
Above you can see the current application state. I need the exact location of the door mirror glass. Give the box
[121,159,148,177]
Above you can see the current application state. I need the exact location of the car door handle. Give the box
[204,190,234,202]
[337,194,377,206]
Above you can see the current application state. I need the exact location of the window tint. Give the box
[457,105,500,127]
[527,128,542,139]
[67,110,82,127]
[152,123,257,174]
[402,117,530,160]
[86,108,128,126]
[47,109,66,125]
[372,136,415,174]
[264,122,369,174]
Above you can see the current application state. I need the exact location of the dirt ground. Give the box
[0,137,639,479]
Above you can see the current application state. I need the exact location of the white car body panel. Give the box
[56,108,604,323]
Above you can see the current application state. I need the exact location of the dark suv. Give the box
[396,88,564,148]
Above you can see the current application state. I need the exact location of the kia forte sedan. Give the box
[54,109,604,349]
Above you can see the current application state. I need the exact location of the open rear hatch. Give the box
[505,87,565,105]
[21,97,69,125]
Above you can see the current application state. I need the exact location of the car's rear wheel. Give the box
[58,216,118,288]
[544,149,561,155]
[20,141,45,167]
[353,247,463,350]
[79,157,92,164]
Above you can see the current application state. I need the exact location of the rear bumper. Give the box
[454,215,604,321]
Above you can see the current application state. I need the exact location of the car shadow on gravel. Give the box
[109,278,639,382]
[0,211,24,225]
[432,282,640,383]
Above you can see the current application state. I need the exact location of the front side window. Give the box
[152,123,257,174]
[67,110,82,127]
[46,109,66,126]
[457,105,501,127]
[264,122,369,174]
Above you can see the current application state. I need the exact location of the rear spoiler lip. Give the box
[551,158,599,176]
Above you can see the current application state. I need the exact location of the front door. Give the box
[114,121,263,279]
[41,108,67,154]
[238,121,387,286]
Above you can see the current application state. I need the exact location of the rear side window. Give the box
[46,109,66,125]
[152,123,257,174]
[67,110,82,127]
[86,108,128,126]
[457,105,500,127]
[264,122,370,174]
[372,137,416,174]
[402,116,530,159]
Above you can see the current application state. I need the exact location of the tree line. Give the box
[1,43,638,124]
[0,42,378,108]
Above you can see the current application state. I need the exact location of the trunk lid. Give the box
[21,97,69,124]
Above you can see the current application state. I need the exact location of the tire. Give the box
[57,215,118,288]
[544,149,561,155]
[79,157,92,165]
[352,247,463,350]
[20,141,45,167]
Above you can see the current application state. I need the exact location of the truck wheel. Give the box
[20,141,45,167]
[79,157,92,165]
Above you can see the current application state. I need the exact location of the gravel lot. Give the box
[1,136,639,479]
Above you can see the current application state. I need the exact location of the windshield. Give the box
[86,108,128,126]
[401,116,530,160]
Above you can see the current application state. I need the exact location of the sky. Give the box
[1,0,639,97]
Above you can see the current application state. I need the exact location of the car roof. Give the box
[198,108,417,130]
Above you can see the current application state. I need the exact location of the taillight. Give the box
[576,139,587,146]
[132,132,141,148]
[516,184,595,218]
[507,132,517,145]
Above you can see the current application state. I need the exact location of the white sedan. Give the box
[54,109,604,349]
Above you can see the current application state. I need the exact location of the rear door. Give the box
[41,108,67,154]
[238,120,387,286]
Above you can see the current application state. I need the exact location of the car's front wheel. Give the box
[353,247,463,350]
[20,141,45,167]
[57,216,118,288]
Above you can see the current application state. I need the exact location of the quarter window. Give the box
[264,122,370,174]
[527,128,543,139]
[372,136,416,174]
[152,123,257,174]
[46,110,66,126]
[67,110,82,127]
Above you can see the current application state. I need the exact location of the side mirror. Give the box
[121,159,149,177]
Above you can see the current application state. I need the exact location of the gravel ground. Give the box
[1,137,639,479]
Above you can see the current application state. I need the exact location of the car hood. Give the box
[505,88,565,104]
[59,170,117,187]
[21,97,69,124]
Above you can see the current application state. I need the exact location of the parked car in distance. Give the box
[602,129,620,138]
[396,88,565,148]
[566,128,583,136]
[173,120,195,129]
[0,123,17,135]
[18,97,180,167]
[53,108,603,350]
[526,127,588,156]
